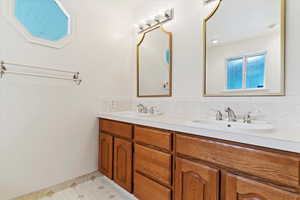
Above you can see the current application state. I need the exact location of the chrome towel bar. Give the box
[0,60,82,85]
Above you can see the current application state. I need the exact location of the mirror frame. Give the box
[137,25,173,98]
[203,0,286,97]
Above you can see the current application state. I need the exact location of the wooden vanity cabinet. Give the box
[99,119,300,199]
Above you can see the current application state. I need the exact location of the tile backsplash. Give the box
[99,97,300,122]
[131,97,297,119]
[97,97,133,113]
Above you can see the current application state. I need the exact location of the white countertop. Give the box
[96,111,300,154]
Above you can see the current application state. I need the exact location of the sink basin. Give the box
[186,119,273,133]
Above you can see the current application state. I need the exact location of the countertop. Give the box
[96,111,300,154]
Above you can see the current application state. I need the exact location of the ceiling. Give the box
[206,0,281,46]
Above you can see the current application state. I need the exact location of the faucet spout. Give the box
[225,107,237,122]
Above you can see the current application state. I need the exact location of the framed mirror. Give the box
[204,0,285,96]
[137,26,172,97]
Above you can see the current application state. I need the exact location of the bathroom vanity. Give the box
[97,0,291,199]
[97,113,300,200]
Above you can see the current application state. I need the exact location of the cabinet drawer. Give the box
[100,119,133,139]
[222,172,300,200]
[135,144,172,186]
[176,134,300,187]
[134,172,171,200]
[135,126,172,151]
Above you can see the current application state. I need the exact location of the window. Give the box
[15,0,70,41]
[3,0,73,48]
[226,53,266,90]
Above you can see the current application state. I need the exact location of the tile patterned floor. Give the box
[40,176,137,200]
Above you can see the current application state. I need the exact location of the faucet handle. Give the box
[243,112,252,124]
[149,106,159,115]
[137,104,144,113]
[225,107,231,112]
[216,110,223,121]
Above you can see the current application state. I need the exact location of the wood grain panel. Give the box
[175,158,219,200]
[99,133,113,179]
[114,138,132,192]
[222,172,300,200]
[176,134,300,187]
[100,119,133,139]
[134,172,171,200]
[135,126,172,151]
[135,144,172,186]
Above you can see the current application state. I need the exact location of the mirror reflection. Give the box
[204,0,285,96]
[137,26,172,97]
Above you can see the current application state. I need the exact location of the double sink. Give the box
[110,111,273,134]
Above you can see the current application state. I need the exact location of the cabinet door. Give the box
[222,172,300,200]
[99,133,113,179]
[114,138,133,192]
[175,158,219,200]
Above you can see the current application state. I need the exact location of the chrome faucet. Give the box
[137,104,148,113]
[225,107,237,122]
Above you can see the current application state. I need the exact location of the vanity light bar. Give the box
[137,8,174,33]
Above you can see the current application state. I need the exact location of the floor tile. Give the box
[38,176,137,200]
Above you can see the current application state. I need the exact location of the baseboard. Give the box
[12,171,102,200]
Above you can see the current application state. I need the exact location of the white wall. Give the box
[132,1,300,143]
[0,0,134,199]
[206,31,281,95]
